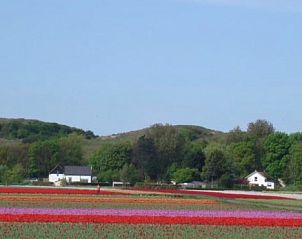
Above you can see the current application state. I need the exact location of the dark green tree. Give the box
[0,164,23,184]
[119,164,141,185]
[263,132,291,179]
[90,142,132,180]
[285,142,302,185]
[28,140,60,177]
[247,119,274,139]
[228,141,258,176]
[57,134,84,166]
[28,135,84,178]
[132,135,158,180]
[181,142,205,170]
[201,143,231,182]
[146,124,185,180]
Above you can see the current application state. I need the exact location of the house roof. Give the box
[245,170,273,180]
[258,171,273,180]
[49,164,64,174]
[64,166,92,176]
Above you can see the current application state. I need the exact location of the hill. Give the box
[0,118,96,143]
[0,118,226,161]
[99,124,225,142]
[82,124,225,160]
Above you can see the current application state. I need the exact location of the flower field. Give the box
[0,187,302,238]
[0,187,127,195]
[129,188,291,199]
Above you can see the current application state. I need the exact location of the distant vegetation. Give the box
[0,118,302,190]
[0,118,96,142]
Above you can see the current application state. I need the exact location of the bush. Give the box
[233,184,251,191]
[218,174,234,189]
[249,184,267,191]
[171,168,198,184]
[134,182,179,190]
[32,181,53,186]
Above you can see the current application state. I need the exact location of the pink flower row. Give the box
[1,208,302,219]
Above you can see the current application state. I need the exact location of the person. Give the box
[97,184,100,194]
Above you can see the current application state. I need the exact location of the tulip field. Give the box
[0,187,302,238]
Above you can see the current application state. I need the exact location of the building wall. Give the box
[247,173,266,186]
[247,172,274,189]
[49,173,65,183]
[49,174,91,183]
[65,175,91,183]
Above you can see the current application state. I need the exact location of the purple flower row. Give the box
[1,208,302,219]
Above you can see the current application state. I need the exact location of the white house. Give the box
[49,165,65,183]
[49,165,92,184]
[246,170,275,190]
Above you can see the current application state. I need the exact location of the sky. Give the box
[0,0,301,135]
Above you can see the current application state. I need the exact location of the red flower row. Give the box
[132,188,289,200]
[0,214,301,227]
[0,187,127,195]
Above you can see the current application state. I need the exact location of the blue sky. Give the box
[0,0,301,135]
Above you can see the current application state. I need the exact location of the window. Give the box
[254,177,257,182]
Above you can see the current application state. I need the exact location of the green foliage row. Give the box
[0,134,85,179]
[90,120,302,188]
[0,119,302,189]
[0,118,96,142]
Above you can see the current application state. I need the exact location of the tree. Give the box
[0,144,29,174]
[226,126,246,144]
[28,135,84,178]
[28,139,60,178]
[0,165,9,184]
[181,142,205,170]
[57,134,84,166]
[285,142,302,185]
[218,173,234,189]
[0,164,23,184]
[228,141,258,176]
[289,132,302,144]
[247,119,274,139]
[90,142,132,179]
[146,124,185,180]
[263,132,291,179]
[171,168,198,184]
[119,164,141,185]
[246,120,275,174]
[132,136,158,180]
[7,164,23,184]
[97,169,120,183]
[201,143,230,181]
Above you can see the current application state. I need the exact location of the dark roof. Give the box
[64,166,92,176]
[259,171,273,181]
[246,170,273,181]
[49,165,64,174]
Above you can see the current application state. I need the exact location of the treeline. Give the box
[0,119,95,184]
[0,119,96,142]
[0,134,85,184]
[0,119,301,189]
[90,121,302,188]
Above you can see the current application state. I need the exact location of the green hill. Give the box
[99,124,225,142]
[0,118,96,143]
[81,124,225,160]
[0,118,225,162]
